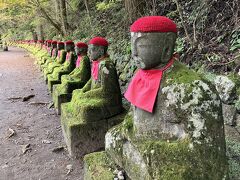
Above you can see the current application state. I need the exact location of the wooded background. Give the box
[0,0,239,74]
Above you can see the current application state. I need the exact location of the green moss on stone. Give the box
[166,61,202,85]
[84,151,114,180]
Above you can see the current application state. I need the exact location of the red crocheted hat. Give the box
[51,41,58,44]
[58,41,64,45]
[76,42,88,48]
[65,40,75,45]
[130,16,177,33]
[89,37,108,47]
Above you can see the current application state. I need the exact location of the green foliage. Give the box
[96,1,116,11]
[175,38,184,53]
[230,30,240,52]
[205,53,221,63]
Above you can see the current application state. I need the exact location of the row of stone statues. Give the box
[16,16,229,179]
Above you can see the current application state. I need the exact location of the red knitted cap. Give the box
[65,40,75,45]
[130,16,177,33]
[52,41,58,44]
[58,41,64,45]
[76,42,88,48]
[89,37,108,47]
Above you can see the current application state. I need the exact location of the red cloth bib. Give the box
[51,49,55,57]
[124,56,175,113]
[76,55,82,68]
[66,52,70,61]
[91,60,100,80]
[57,50,61,58]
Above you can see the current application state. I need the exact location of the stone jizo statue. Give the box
[61,37,123,157]
[52,42,91,114]
[105,16,228,179]
[47,40,77,92]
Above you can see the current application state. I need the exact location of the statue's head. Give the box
[75,42,88,56]
[57,42,65,50]
[37,40,43,44]
[47,40,52,47]
[65,40,75,52]
[130,16,177,70]
[51,41,58,48]
[88,37,108,61]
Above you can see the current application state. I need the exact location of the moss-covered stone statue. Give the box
[43,41,68,82]
[52,42,91,114]
[61,37,123,158]
[41,41,64,69]
[47,41,76,92]
[84,16,229,180]
[37,40,53,66]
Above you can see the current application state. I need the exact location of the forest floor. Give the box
[0,47,83,180]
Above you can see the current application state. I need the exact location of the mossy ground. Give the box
[84,151,115,180]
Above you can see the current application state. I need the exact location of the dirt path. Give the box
[0,47,83,180]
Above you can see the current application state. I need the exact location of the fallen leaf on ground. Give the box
[52,146,65,153]
[48,102,54,109]
[7,97,22,100]
[7,128,16,138]
[42,140,51,144]
[28,102,49,105]
[22,95,35,102]
[66,164,73,175]
[22,144,31,154]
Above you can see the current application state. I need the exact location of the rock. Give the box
[41,140,51,144]
[117,171,125,180]
[222,104,237,126]
[66,164,73,175]
[214,75,237,104]
[7,128,16,138]
[236,114,240,127]
[21,144,31,154]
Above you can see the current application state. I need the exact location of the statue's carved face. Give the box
[66,44,74,52]
[52,43,57,48]
[88,44,106,61]
[75,47,88,55]
[131,32,176,69]
[57,44,64,50]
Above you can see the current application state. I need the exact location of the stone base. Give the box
[48,79,61,93]
[105,121,229,180]
[55,93,72,115]
[84,151,115,180]
[61,112,126,158]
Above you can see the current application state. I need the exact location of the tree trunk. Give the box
[38,24,44,40]
[54,0,61,21]
[84,0,90,15]
[31,29,38,41]
[60,0,68,36]
[124,0,146,23]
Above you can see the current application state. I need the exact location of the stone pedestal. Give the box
[105,114,228,180]
[61,111,125,158]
